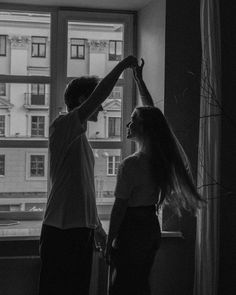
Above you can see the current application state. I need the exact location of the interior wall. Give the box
[137,1,201,295]
[163,0,201,294]
[137,0,166,110]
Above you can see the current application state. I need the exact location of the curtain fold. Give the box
[194,0,221,295]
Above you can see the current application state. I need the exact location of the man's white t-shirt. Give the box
[43,109,99,229]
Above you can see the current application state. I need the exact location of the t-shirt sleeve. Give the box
[52,110,85,144]
[114,160,134,200]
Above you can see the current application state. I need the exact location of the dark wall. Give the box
[164,0,201,294]
[219,1,236,294]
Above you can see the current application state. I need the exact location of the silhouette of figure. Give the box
[38,56,138,295]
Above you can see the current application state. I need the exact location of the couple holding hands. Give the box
[38,56,202,295]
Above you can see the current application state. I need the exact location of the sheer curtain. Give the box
[194,0,221,295]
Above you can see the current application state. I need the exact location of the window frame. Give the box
[107,155,120,176]
[0,83,6,96]
[31,84,46,105]
[25,151,48,181]
[0,115,5,137]
[109,40,123,61]
[0,154,5,176]
[31,36,47,58]
[108,116,121,138]
[70,38,85,59]
[0,6,136,238]
[31,115,45,137]
[0,35,7,56]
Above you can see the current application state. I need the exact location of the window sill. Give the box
[0,220,183,241]
[161,231,183,238]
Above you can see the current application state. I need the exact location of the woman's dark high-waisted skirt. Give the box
[109,205,161,295]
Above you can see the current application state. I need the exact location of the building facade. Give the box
[0,12,123,213]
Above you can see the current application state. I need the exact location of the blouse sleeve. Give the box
[114,159,134,200]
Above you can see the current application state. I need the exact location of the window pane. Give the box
[78,46,84,58]
[0,115,5,136]
[109,41,115,54]
[94,149,120,199]
[0,11,50,76]
[0,154,5,175]
[0,82,49,237]
[0,35,6,56]
[39,44,46,57]
[86,85,122,141]
[71,45,77,58]
[0,83,6,96]
[67,22,124,78]
[116,41,122,56]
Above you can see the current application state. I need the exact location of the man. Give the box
[38,55,138,295]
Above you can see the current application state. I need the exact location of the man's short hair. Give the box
[64,76,99,110]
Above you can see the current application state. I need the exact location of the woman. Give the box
[105,60,203,295]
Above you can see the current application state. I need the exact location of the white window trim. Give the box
[25,151,48,181]
[27,113,48,138]
[107,155,119,176]
[106,115,121,138]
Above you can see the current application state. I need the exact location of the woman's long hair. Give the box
[135,106,203,215]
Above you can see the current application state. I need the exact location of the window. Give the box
[108,117,121,137]
[109,40,122,61]
[31,116,45,137]
[0,35,7,56]
[0,83,6,96]
[107,155,120,176]
[0,155,5,176]
[31,36,47,57]
[0,115,5,137]
[30,155,45,177]
[70,38,85,59]
[0,10,134,239]
[31,84,45,105]
[109,86,123,99]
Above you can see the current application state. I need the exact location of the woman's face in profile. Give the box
[126,111,140,141]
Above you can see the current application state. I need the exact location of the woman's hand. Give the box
[122,55,138,69]
[105,242,112,265]
[133,58,145,82]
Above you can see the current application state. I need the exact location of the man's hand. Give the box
[133,58,144,82]
[94,223,107,253]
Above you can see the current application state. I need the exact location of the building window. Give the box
[0,35,7,56]
[31,116,45,137]
[31,36,46,57]
[70,38,85,59]
[0,155,5,176]
[30,155,45,177]
[109,40,122,61]
[0,116,5,137]
[109,86,122,100]
[107,155,120,176]
[0,83,6,96]
[108,117,121,137]
[31,84,45,105]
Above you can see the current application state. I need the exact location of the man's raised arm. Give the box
[77,55,138,123]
